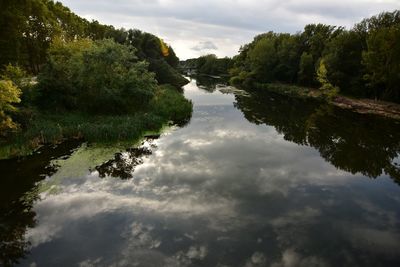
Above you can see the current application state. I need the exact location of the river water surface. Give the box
[1,78,400,267]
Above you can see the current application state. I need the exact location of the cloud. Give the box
[191,41,218,51]
[58,0,400,59]
[271,248,328,267]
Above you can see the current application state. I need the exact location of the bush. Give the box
[0,64,27,88]
[0,80,21,136]
[149,58,189,88]
[317,60,339,99]
[151,85,193,125]
[37,38,158,114]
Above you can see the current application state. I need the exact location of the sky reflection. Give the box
[8,79,400,266]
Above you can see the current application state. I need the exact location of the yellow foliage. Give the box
[0,80,21,135]
[317,59,339,99]
[159,38,170,57]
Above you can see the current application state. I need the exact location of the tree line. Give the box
[180,54,233,76]
[230,10,400,102]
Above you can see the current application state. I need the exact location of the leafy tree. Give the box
[149,59,188,88]
[248,34,278,82]
[125,30,187,87]
[322,31,365,97]
[37,39,157,114]
[298,52,314,85]
[362,23,400,101]
[275,34,301,83]
[1,64,27,88]
[316,59,339,99]
[0,80,21,135]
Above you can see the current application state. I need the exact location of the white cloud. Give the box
[191,41,218,52]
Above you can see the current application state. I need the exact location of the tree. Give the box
[0,80,21,136]
[275,34,302,83]
[362,24,400,102]
[316,59,339,99]
[298,52,314,85]
[0,64,27,88]
[323,30,365,97]
[248,34,278,82]
[37,39,157,114]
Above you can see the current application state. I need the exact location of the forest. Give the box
[233,10,400,102]
[186,11,400,103]
[0,0,192,158]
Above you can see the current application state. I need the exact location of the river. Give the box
[1,77,400,266]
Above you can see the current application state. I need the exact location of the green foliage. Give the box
[0,0,192,158]
[0,64,27,88]
[230,10,400,103]
[362,26,400,101]
[229,71,254,88]
[248,35,278,82]
[148,59,189,88]
[151,85,193,125]
[298,52,314,85]
[322,31,365,96]
[301,24,343,62]
[275,34,301,82]
[37,39,157,114]
[123,30,186,88]
[316,60,339,99]
[0,64,38,106]
[0,80,22,136]
[0,0,184,90]
[181,55,233,76]
[1,86,192,158]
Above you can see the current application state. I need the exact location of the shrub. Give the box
[37,39,158,114]
[0,80,21,136]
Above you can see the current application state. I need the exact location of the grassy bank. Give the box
[0,85,192,159]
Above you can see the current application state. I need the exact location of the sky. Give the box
[58,0,400,59]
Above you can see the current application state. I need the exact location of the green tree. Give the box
[248,34,278,82]
[0,80,21,135]
[323,30,365,97]
[362,25,400,102]
[316,59,339,99]
[1,64,27,88]
[275,34,302,82]
[298,52,314,85]
[37,39,157,114]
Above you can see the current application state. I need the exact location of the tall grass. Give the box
[0,85,192,159]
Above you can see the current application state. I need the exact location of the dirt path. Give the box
[333,96,400,120]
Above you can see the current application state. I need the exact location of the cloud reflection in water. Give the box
[17,79,400,266]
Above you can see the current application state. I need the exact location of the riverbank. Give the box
[253,83,400,120]
[0,85,192,159]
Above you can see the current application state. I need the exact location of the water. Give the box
[1,77,400,267]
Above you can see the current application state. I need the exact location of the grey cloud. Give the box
[60,0,400,30]
[191,41,218,51]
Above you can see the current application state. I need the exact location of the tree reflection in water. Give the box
[0,141,79,266]
[193,75,228,93]
[94,136,159,179]
[233,90,400,182]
